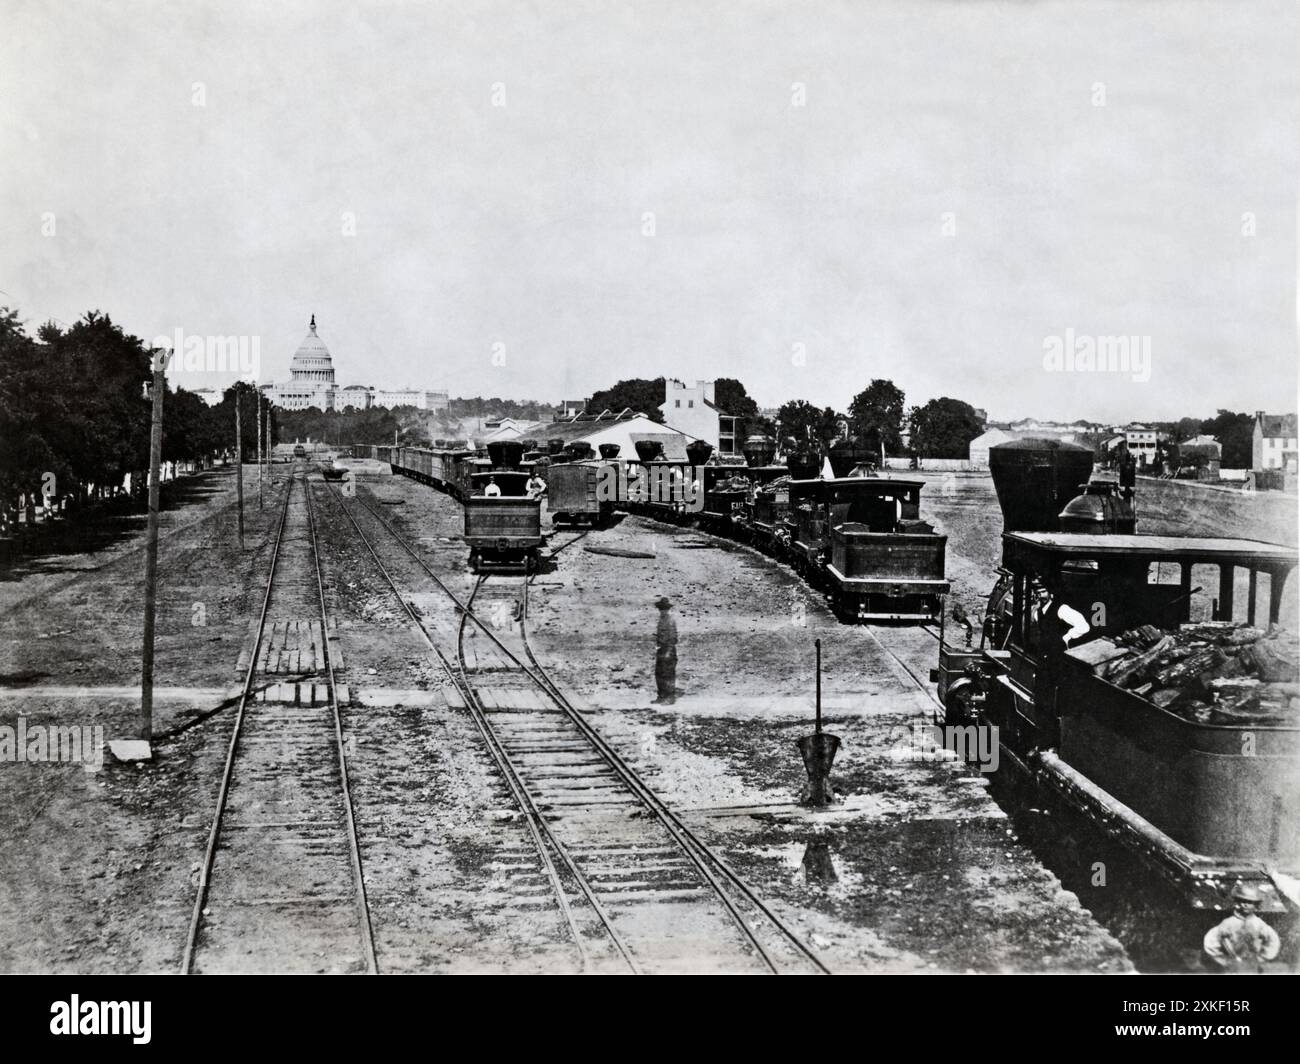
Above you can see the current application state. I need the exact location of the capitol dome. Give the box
[288,314,336,384]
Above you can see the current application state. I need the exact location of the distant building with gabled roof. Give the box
[660,379,740,454]
[1253,410,1298,471]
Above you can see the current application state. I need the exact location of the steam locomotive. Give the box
[932,437,1300,938]
[624,434,949,623]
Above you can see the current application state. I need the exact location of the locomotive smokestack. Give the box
[685,440,714,467]
[785,451,821,481]
[988,438,1094,533]
[743,433,775,467]
[487,440,524,470]
[634,440,665,464]
[828,437,874,478]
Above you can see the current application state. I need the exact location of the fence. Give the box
[882,456,981,472]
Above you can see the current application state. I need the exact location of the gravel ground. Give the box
[376,474,1131,973]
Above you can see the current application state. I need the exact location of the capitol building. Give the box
[263,315,448,412]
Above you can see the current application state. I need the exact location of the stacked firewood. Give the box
[1098,621,1300,725]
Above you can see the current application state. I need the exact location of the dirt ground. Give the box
[376,477,1132,972]
[0,465,293,972]
[2,462,1290,973]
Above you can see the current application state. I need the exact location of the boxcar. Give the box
[547,462,609,527]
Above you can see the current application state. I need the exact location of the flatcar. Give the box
[932,437,1300,949]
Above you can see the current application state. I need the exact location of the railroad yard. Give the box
[5,460,1292,974]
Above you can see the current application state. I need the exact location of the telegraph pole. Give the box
[235,390,245,549]
[256,391,263,509]
[140,350,168,744]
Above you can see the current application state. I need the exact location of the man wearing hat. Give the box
[1203,881,1281,972]
[653,597,677,704]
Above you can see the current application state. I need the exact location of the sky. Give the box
[2,0,1297,423]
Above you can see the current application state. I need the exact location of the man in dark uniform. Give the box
[653,596,677,704]
[1119,446,1137,503]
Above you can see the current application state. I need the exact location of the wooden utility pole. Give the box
[140,352,168,743]
[235,391,245,549]
[256,391,263,509]
[264,401,271,483]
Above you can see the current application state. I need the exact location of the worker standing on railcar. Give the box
[1032,581,1091,654]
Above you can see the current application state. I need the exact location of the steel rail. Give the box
[318,480,615,972]
[180,470,294,975]
[303,474,379,974]
[346,488,827,973]
[367,487,827,971]
[516,576,832,975]
[456,578,641,973]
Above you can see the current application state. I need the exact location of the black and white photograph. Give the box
[1,0,1298,1000]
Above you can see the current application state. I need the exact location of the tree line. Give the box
[0,305,275,513]
[582,374,984,460]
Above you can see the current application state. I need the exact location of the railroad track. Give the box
[538,526,590,566]
[181,467,376,975]
[328,479,831,974]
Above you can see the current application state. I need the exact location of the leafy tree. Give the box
[27,311,153,499]
[0,305,55,504]
[776,400,844,453]
[713,378,760,420]
[1200,409,1254,468]
[910,397,983,459]
[585,377,666,422]
[848,379,905,454]
[446,397,556,421]
[162,387,210,464]
[274,405,429,449]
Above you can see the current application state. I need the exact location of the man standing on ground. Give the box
[653,597,677,705]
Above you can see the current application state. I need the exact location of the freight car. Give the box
[545,443,620,527]
[932,438,1300,938]
[377,444,483,500]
